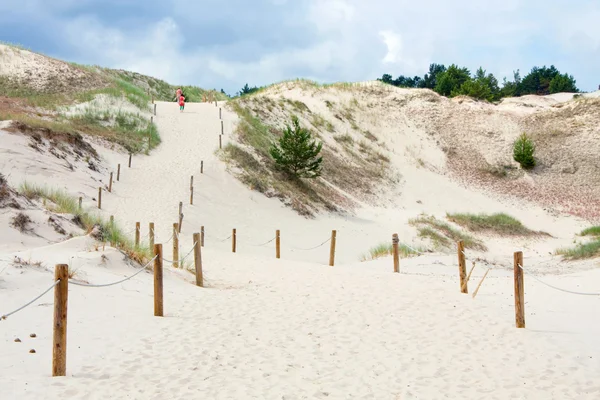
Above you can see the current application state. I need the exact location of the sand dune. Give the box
[1,92,599,399]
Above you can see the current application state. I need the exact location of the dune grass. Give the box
[446,212,541,236]
[18,183,152,264]
[229,101,276,157]
[556,240,600,260]
[580,226,600,237]
[360,242,426,262]
[409,215,487,251]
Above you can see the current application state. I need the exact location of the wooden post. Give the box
[232,228,236,253]
[514,251,525,328]
[78,197,82,210]
[190,176,194,205]
[117,164,121,181]
[135,222,140,246]
[151,116,153,124]
[149,222,155,249]
[52,264,69,377]
[128,153,132,168]
[221,120,224,135]
[276,230,281,259]
[458,241,467,293]
[151,95,154,104]
[193,233,203,287]
[110,215,114,224]
[154,103,156,116]
[392,233,400,273]
[219,107,222,119]
[201,226,205,247]
[329,230,337,267]
[108,172,113,193]
[219,135,222,149]
[153,244,163,317]
[201,160,204,174]
[172,223,179,268]
[97,187,102,209]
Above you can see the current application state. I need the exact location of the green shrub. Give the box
[513,133,536,169]
[270,116,323,179]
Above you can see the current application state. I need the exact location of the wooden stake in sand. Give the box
[465,261,476,291]
[117,164,121,181]
[108,172,113,193]
[219,107,222,119]
[190,176,194,205]
[221,120,224,135]
[392,233,400,273]
[457,241,468,293]
[219,135,222,149]
[193,232,203,287]
[153,244,163,317]
[135,222,140,246]
[97,187,102,209]
[329,230,337,267]
[201,160,204,174]
[472,268,490,299]
[232,228,237,253]
[276,230,281,259]
[78,197,82,210]
[149,222,155,249]
[154,104,156,116]
[173,223,179,269]
[201,226,205,247]
[128,153,132,168]
[52,264,69,377]
[514,251,525,328]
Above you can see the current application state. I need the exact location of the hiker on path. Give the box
[176,87,182,103]
[179,94,185,112]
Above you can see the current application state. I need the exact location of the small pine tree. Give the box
[513,133,536,169]
[270,116,323,179]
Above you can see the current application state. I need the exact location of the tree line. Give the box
[378,64,579,101]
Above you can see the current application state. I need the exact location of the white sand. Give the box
[1,98,599,399]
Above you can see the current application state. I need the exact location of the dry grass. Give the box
[10,212,32,232]
[360,242,426,261]
[410,215,487,251]
[556,240,600,260]
[446,213,544,236]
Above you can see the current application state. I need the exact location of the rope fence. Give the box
[1,280,60,321]
[517,263,600,296]
[69,256,157,288]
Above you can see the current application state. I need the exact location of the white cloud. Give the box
[379,30,403,64]
[8,0,599,92]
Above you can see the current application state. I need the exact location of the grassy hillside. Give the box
[0,43,226,153]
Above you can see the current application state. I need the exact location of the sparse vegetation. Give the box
[513,133,536,169]
[18,183,153,263]
[446,213,542,236]
[580,226,600,237]
[334,134,354,145]
[10,212,32,232]
[556,240,600,260]
[360,242,425,261]
[410,215,487,251]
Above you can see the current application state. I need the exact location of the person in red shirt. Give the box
[176,88,182,104]
[179,94,185,112]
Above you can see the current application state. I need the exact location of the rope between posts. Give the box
[290,237,331,251]
[1,280,60,321]
[162,242,198,264]
[250,237,276,247]
[69,256,157,288]
[518,264,600,296]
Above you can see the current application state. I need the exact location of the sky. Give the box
[0,0,599,94]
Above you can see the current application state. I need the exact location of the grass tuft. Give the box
[360,242,425,262]
[580,226,600,237]
[556,240,600,260]
[409,215,487,251]
[446,212,542,236]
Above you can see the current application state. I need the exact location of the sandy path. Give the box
[1,237,599,399]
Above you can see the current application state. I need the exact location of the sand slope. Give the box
[1,96,599,399]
